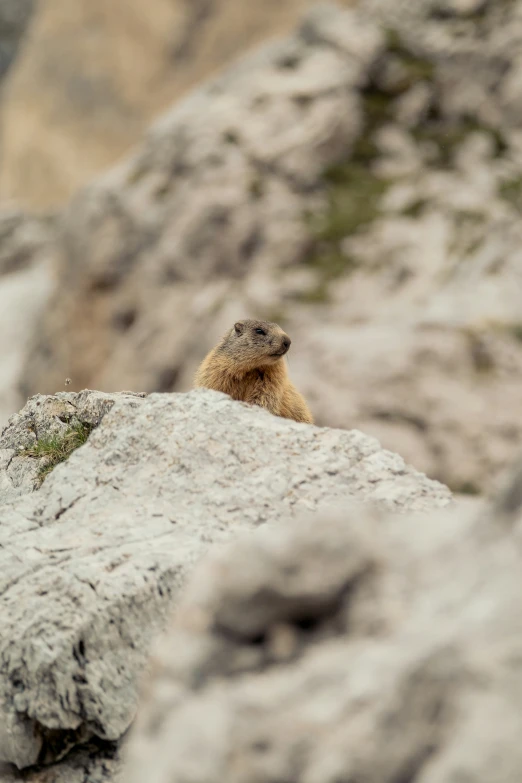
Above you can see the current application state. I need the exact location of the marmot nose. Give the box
[282,336,291,351]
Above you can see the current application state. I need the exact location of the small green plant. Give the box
[24,422,95,484]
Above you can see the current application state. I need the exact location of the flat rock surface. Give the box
[0,389,450,772]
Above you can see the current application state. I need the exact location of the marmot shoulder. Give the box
[193,319,313,425]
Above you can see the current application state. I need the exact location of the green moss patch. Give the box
[23,422,95,484]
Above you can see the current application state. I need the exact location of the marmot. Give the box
[194,319,313,424]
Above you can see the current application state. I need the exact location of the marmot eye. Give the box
[255,328,267,336]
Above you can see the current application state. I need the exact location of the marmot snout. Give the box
[193,319,313,424]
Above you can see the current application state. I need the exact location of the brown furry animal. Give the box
[193,319,313,424]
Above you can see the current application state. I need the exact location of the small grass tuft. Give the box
[24,422,95,484]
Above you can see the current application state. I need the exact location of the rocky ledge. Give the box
[0,389,450,779]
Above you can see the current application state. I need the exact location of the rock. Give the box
[123,481,522,783]
[0,389,450,772]
[0,0,354,210]
[0,210,55,429]
[0,740,121,783]
[0,389,145,506]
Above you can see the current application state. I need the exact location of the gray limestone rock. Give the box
[0,390,146,506]
[0,389,450,771]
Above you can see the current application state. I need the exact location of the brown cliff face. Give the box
[0,0,353,210]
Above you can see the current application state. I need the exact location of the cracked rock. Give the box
[0,388,450,771]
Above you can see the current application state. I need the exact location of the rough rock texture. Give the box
[0,0,353,210]
[0,210,54,429]
[0,389,450,775]
[0,740,121,783]
[0,0,33,82]
[0,389,144,506]
[19,1,522,495]
[124,479,522,783]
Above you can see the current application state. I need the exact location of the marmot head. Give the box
[222,319,291,370]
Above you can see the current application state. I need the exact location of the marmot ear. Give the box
[234,322,244,335]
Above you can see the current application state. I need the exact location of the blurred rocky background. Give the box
[2,3,522,781]
[1,0,522,498]
[0,0,335,209]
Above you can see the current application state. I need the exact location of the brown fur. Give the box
[193,319,313,424]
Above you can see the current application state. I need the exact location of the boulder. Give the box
[0,388,450,773]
